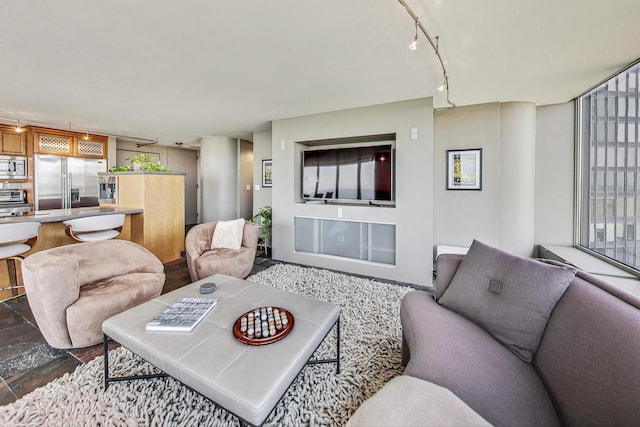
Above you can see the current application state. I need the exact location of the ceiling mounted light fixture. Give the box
[398,0,455,109]
[15,120,22,133]
[84,131,90,140]
[409,17,418,50]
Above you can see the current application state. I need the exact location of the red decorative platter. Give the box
[233,306,294,346]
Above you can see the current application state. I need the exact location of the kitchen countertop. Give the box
[0,206,143,224]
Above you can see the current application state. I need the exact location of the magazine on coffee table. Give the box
[145,297,217,332]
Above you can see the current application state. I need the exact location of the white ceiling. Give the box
[0,1,639,148]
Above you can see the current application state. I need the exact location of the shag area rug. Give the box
[0,264,413,426]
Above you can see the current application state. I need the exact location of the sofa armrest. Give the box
[435,254,464,300]
[185,222,217,282]
[242,222,259,250]
[22,255,81,348]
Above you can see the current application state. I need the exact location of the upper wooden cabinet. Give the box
[0,124,27,155]
[74,137,107,158]
[1,130,26,155]
[29,127,107,158]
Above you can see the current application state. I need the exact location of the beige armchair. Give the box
[185,220,259,282]
[22,240,165,349]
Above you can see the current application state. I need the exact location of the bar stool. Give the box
[0,222,41,301]
[64,214,125,242]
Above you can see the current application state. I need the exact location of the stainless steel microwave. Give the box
[0,155,27,180]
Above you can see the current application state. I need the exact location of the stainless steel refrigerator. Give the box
[34,154,107,210]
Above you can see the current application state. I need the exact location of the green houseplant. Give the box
[251,205,272,253]
[108,154,171,172]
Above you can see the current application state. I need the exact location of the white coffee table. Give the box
[102,274,341,426]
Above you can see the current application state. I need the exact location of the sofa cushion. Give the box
[534,271,640,427]
[66,272,165,348]
[401,291,560,427]
[195,247,256,279]
[348,375,491,427]
[211,219,245,250]
[439,240,575,362]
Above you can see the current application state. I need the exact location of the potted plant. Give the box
[107,154,171,173]
[251,205,272,254]
[126,153,154,171]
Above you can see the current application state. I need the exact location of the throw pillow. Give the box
[438,239,576,362]
[211,219,245,250]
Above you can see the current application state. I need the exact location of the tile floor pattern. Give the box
[0,252,280,406]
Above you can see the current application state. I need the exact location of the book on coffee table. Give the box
[145,297,217,332]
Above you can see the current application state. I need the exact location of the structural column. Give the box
[499,102,536,256]
[200,136,239,222]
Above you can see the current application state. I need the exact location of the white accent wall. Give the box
[232,99,576,286]
[271,98,434,287]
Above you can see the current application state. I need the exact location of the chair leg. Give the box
[1,257,24,303]
[7,258,18,298]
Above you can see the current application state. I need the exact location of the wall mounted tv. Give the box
[302,144,394,205]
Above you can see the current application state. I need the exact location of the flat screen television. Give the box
[302,144,394,204]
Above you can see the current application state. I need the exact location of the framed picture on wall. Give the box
[262,159,273,187]
[446,149,482,190]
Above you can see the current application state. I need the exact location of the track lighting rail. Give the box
[398,0,455,109]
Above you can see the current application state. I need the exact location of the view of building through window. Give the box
[579,62,640,271]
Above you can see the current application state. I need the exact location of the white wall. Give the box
[535,102,574,245]
[252,130,273,216]
[200,136,239,221]
[272,98,434,287]
[167,147,199,225]
[434,101,538,257]
[239,139,253,220]
[434,103,502,248]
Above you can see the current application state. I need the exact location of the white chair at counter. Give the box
[64,214,125,242]
[0,222,41,301]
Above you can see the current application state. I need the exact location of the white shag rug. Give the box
[0,264,413,427]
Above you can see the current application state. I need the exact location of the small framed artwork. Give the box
[262,159,273,187]
[446,149,482,190]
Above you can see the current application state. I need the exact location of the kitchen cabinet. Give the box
[0,124,27,155]
[100,172,185,263]
[1,130,26,155]
[74,137,107,158]
[30,128,106,158]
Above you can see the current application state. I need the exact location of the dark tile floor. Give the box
[0,251,279,407]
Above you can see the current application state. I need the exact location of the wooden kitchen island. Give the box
[1,172,186,302]
[0,206,143,301]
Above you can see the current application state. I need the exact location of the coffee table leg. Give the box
[306,316,341,374]
[103,333,110,391]
[336,317,341,374]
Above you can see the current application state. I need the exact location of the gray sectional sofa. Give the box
[398,241,640,426]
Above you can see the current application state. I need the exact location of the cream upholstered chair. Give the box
[22,240,165,349]
[0,222,41,301]
[63,214,125,242]
[185,220,259,282]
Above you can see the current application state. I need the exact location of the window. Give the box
[578,62,640,271]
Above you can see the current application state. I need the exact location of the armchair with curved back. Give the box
[185,220,259,282]
[22,240,165,349]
